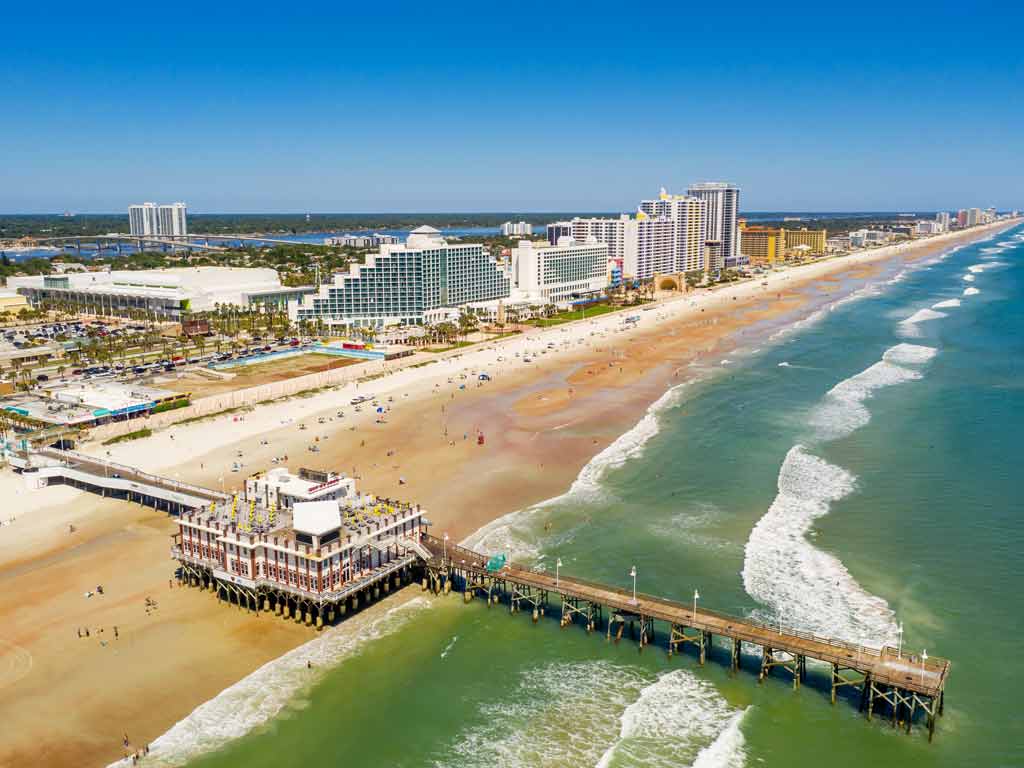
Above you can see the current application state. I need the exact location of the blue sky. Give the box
[2,1,1021,213]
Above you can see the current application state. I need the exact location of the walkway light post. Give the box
[630,566,637,605]
[897,621,904,659]
[693,589,700,619]
[556,558,562,588]
[443,532,449,566]
[921,649,928,685]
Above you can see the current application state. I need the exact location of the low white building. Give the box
[9,267,312,319]
[245,467,357,511]
[511,237,609,304]
[848,230,894,248]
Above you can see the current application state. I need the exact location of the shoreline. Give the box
[1,218,1017,768]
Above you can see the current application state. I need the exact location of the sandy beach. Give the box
[0,219,1016,767]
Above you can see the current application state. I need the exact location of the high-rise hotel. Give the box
[546,188,708,280]
[290,226,510,329]
[686,182,740,270]
[129,202,188,237]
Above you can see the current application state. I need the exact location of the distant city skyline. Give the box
[2,2,1021,213]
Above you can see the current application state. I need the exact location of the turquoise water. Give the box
[157,225,1023,768]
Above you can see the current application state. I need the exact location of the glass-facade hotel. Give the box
[290,226,510,329]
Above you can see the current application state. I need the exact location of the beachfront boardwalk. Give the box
[418,534,950,741]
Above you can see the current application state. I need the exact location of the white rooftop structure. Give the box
[292,500,343,537]
[246,466,356,510]
[8,267,300,319]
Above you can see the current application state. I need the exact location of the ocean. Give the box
[139,223,1024,768]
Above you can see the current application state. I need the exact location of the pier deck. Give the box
[4,442,950,739]
[15,447,230,512]
[419,534,949,738]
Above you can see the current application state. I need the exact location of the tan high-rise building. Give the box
[783,227,827,255]
[739,222,784,265]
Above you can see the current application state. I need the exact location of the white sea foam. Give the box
[962,273,975,282]
[902,308,947,325]
[741,446,897,647]
[596,670,748,768]
[648,503,738,554]
[440,661,745,768]
[440,635,458,659]
[778,361,791,367]
[931,299,961,309]
[439,661,642,768]
[462,381,690,558]
[969,262,1004,273]
[767,277,897,343]
[980,247,1004,254]
[108,597,432,768]
[882,343,939,365]
[809,359,923,440]
[744,341,938,647]
[963,286,981,296]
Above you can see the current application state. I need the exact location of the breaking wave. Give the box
[596,671,748,768]
[436,661,746,768]
[898,308,946,337]
[963,286,981,296]
[932,299,961,309]
[809,360,923,441]
[743,341,938,647]
[108,597,432,768]
[462,381,691,559]
[742,446,896,647]
[882,343,939,365]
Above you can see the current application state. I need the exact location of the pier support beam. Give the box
[669,624,708,664]
[831,664,868,706]
[731,638,742,672]
[759,647,802,688]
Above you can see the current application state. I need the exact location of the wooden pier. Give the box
[2,442,950,739]
[418,534,950,741]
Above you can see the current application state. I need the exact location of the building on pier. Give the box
[173,468,429,625]
[244,466,356,510]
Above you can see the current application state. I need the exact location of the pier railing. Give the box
[38,447,230,503]
[424,534,947,696]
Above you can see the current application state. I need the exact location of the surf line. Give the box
[743,342,940,648]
